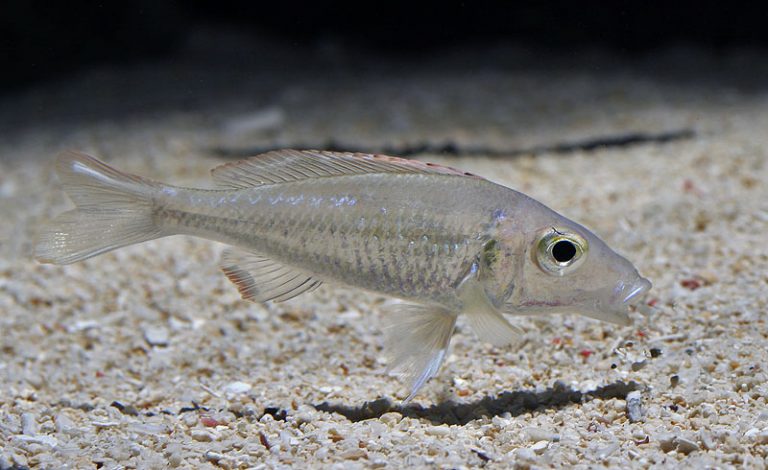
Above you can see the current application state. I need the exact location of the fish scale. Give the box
[154,174,493,306]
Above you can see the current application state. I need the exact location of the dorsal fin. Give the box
[210,149,482,189]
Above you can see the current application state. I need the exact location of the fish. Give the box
[35,150,652,401]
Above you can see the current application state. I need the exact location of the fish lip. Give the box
[621,277,653,305]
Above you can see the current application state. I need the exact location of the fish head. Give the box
[503,218,651,325]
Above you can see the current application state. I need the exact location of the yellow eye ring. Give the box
[535,229,588,276]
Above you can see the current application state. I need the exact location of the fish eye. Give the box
[552,240,577,263]
[535,230,588,276]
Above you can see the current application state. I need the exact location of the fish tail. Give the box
[35,151,164,264]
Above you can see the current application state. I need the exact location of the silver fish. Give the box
[36,150,652,401]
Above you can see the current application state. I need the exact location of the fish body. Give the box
[159,173,503,308]
[36,150,652,401]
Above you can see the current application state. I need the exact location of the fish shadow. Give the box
[211,129,695,160]
[314,380,640,425]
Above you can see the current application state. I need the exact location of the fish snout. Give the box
[619,276,652,306]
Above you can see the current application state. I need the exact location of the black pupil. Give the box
[552,240,577,263]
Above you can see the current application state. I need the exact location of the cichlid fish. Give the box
[36,150,651,401]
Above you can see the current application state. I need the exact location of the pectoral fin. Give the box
[382,303,457,403]
[459,272,523,347]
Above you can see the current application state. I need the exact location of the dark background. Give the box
[3,1,768,94]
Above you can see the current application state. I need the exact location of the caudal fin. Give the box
[35,151,164,264]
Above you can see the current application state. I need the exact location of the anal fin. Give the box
[383,303,457,403]
[220,249,322,303]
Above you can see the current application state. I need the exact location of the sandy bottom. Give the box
[1,46,767,468]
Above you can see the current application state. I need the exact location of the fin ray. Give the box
[383,303,457,403]
[35,151,164,264]
[220,248,322,303]
[211,149,483,189]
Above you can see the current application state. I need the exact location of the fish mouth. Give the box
[621,277,653,306]
[593,276,652,326]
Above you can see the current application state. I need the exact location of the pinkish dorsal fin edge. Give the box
[210,149,484,189]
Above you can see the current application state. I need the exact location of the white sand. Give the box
[1,46,767,468]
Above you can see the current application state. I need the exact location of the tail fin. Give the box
[35,151,164,264]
